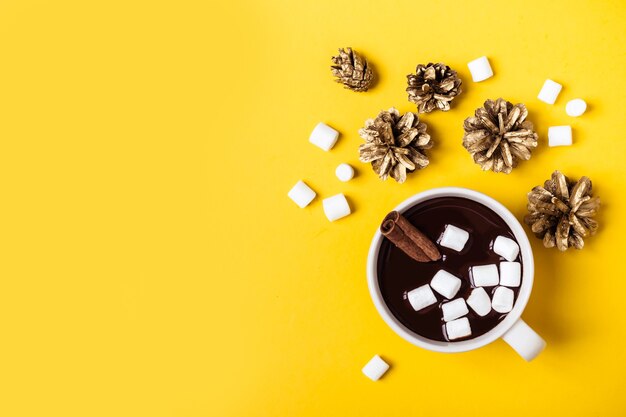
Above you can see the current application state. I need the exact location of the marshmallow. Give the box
[566,98,587,117]
[500,262,521,287]
[441,298,469,322]
[362,355,390,381]
[466,287,491,317]
[537,79,562,104]
[445,317,472,340]
[407,284,437,311]
[548,125,573,147]
[470,264,499,287]
[467,56,493,82]
[493,235,520,261]
[439,224,470,252]
[309,122,339,151]
[430,270,462,299]
[287,180,316,208]
[335,163,354,182]
[492,286,514,313]
[322,193,351,221]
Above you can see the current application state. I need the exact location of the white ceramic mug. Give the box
[366,187,546,361]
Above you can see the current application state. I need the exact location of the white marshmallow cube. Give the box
[322,193,351,222]
[537,79,562,104]
[471,264,499,287]
[467,56,493,82]
[335,163,354,182]
[287,180,316,208]
[566,98,587,117]
[439,224,470,252]
[445,317,472,340]
[309,122,339,151]
[548,125,573,147]
[362,355,390,381]
[492,286,514,313]
[407,284,437,311]
[441,298,469,322]
[430,270,462,299]
[466,287,491,317]
[500,262,521,287]
[493,235,520,261]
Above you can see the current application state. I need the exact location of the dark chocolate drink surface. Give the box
[376,196,522,342]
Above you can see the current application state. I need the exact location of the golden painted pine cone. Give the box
[330,47,374,92]
[406,63,462,113]
[462,98,538,173]
[524,170,600,251]
[358,108,432,183]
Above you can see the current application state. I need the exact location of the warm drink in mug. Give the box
[366,188,546,360]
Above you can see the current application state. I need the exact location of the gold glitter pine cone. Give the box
[358,108,432,183]
[524,170,600,251]
[330,47,374,92]
[406,63,462,113]
[462,98,538,173]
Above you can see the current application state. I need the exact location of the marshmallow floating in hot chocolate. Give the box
[441,298,469,322]
[439,224,470,252]
[430,270,462,299]
[445,317,472,340]
[466,287,492,317]
[309,122,339,151]
[407,284,437,312]
[362,355,390,381]
[500,262,521,287]
[287,180,316,208]
[492,286,514,313]
[470,264,499,287]
[493,236,520,261]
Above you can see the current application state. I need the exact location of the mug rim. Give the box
[366,187,534,353]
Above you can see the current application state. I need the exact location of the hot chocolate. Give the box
[376,196,523,342]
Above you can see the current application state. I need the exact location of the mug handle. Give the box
[501,318,546,361]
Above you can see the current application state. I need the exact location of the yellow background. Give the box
[0,0,625,415]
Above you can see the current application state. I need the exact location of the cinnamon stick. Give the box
[380,211,442,262]
[381,219,430,262]
[389,211,441,261]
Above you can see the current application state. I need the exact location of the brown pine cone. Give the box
[462,98,538,173]
[524,171,600,251]
[358,108,432,183]
[406,63,462,113]
[330,47,374,92]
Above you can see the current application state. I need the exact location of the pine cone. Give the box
[462,98,538,173]
[358,108,432,183]
[524,171,600,251]
[330,47,373,92]
[406,63,462,113]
